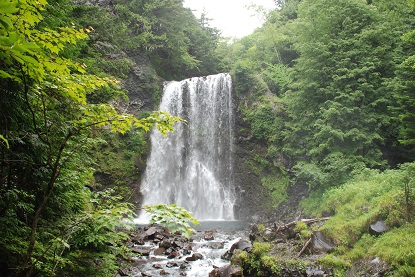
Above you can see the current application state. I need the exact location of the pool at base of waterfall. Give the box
[130,221,249,277]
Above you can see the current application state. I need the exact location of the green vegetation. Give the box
[144,204,199,238]
[215,0,415,275]
[0,0,208,276]
[2,0,415,275]
[236,242,307,276]
[301,163,415,275]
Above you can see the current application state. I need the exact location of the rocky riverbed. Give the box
[116,223,248,277]
[116,220,392,277]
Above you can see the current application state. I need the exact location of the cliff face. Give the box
[122,52,162,115]
[119,60,270,220]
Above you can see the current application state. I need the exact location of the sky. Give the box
[183,0,276,38]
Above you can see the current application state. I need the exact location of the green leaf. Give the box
[0,16,12,30]
[0,135,9,148]
[0,70,12,79]
[0,1,19,14]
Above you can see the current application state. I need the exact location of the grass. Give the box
[301,163,415,276]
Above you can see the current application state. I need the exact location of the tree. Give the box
[0,1,181,275]
[282,0,403,187]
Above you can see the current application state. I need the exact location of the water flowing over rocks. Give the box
[117,224,248,277]
[139,73,236,221]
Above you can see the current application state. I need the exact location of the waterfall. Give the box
[139,73,235,220]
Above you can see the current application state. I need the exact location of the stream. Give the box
[130,221,249,276]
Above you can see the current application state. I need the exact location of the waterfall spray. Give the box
[139,73,235,220]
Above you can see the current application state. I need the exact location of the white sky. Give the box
[183,0,276,38]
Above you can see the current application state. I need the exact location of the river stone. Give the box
[168,251,180,259]
[131,236,145,245]
[160,269,169,275]
[222,239,252,260]
[160,239,172,249]
[369,221,388,236]
[173,240,185,249]
[166,261,180,268]
[186,252,203,261]
[145,226,158,238]
[207,241,225,249]
[233,239,252,251]
[209,264,243,277]
[131,247,150,256]
[154,247,165,255]
[204,233,215,241]
[152,263,163,269]
[311,231,334,254]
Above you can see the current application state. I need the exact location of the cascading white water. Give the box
[139,73,235,220]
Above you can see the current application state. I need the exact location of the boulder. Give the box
[186,253,203,261]
[222,239,252,260]
[204,233,215,241]
[167,251,180,259]
[154,247,165,255]
[172,239,185,249]
[311,231,334,254]
[131,247,150,256]
[166,261,180,268]
[160,239,172,249]
[207,241,225,249]
[369,221,388,236]
[209,265,243,277]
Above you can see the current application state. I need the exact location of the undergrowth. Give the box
[301,162,415,276]
[236,242,307,276]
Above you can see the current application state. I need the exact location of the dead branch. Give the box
[275,217,331,232]
[297,237,312,258]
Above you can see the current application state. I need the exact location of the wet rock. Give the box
[204,232,215,241]
[167,251,180,259]
[183,245,192,255]
[152,263,163,269]
[160,269,169,275]
[311,231,334,254]
[306,266,331,276]
[209,264,243,277]
[207,241,225,249]
[131,236,145,245]
[154,247,165,255]
[369,221,388,236]
[186,253,203,261]
[145,226,158,238]
[222,239,252,260]
[131,247,150,256]
[166,261,180,268]
[173,240,185,249]
[154,233,164,241]
[160,239,172,249]
[118,267,130,276]
[345,257,391,276]
[180,261,190,269]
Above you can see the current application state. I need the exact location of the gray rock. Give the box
[209,265,243,277]
[186,253,203,261]
[311,231,334,254]
[369,221,388,236]
[154,247,165,255]
[131,247,150,256]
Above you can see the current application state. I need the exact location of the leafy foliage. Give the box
[302,163,415,275]
[144,204,199,238]
[0,0,184,276]
[236,242,307,276]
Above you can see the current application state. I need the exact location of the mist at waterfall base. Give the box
[137,73,236,223]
